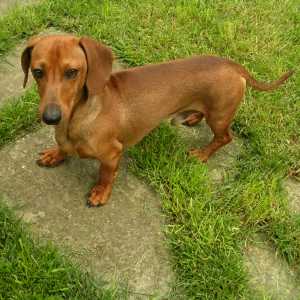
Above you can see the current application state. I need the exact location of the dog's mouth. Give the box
[42,103,62,125]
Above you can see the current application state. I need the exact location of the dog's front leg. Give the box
[37,147,66,167]
[87,142,123,207]
[37,129,73,167]
[88,156,121,207]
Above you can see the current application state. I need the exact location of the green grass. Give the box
[128,125,247,298]
[0,88,39,148]
[0,0,299,299]
[0,201,124,300]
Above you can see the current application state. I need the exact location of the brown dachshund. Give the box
[21,35,293,207]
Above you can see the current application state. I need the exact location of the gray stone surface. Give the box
[0,127,173,299]
[285,178,300,214]
[244,235,300,299]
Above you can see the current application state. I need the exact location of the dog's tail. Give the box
[240,67,294,92]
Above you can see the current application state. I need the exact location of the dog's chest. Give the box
[67,120,95,158]
[68,119,88,141]
[69,98,100,138]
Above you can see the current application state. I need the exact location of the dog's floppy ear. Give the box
[21,36,42,88]
[79,37,113,96]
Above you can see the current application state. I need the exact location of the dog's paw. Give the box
[87,185,111,207]
[36,148,65,167]
[189,148,209,163]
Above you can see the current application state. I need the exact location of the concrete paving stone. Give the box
[0,126,174,299]
[244,234,300,300]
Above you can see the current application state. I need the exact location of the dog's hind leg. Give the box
[189,107,235,162]
[189,123,232,162]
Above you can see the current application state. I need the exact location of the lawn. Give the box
[0,0,299,299]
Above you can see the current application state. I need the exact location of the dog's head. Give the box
[21,35,113,125]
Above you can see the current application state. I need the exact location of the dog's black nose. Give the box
[42,104,62,125]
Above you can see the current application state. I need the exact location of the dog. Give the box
[21,35,293,206]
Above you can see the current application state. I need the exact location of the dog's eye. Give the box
[32,68,44,79]
[64,68,78,79]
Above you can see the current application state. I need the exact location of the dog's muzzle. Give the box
[42,103,62,125]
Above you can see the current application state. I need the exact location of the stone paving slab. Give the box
[244,234,300,299]
[0,127,173,299]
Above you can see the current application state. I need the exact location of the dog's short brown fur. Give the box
[21,35,293,206]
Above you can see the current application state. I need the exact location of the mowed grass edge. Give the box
[0,0,299,299]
